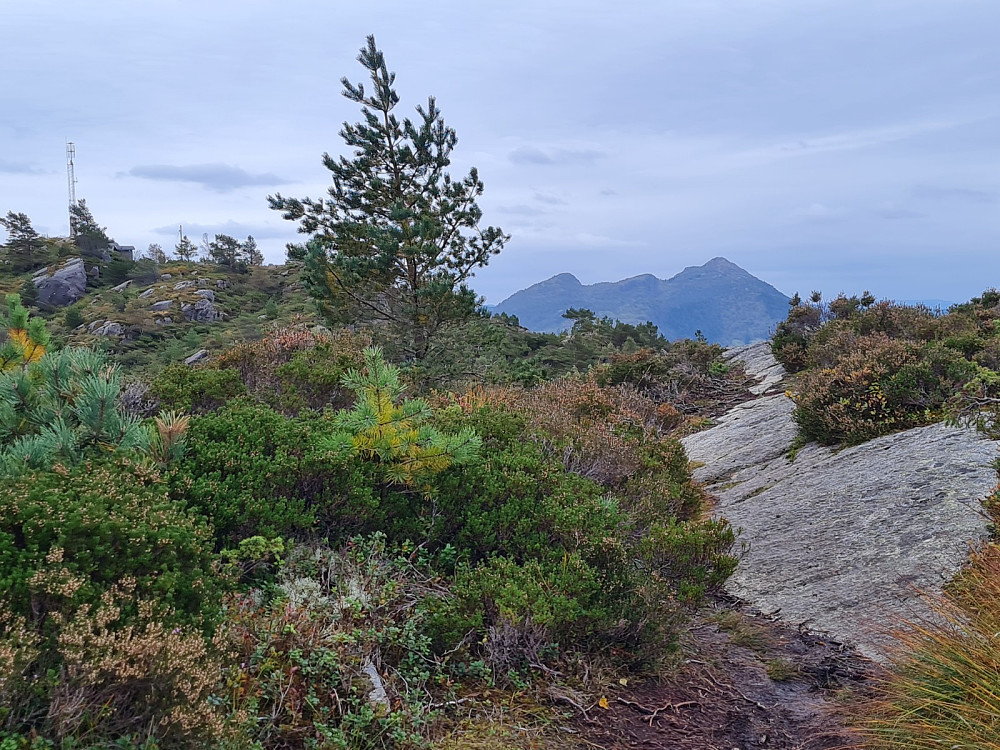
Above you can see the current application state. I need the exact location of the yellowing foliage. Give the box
[0,294,49,372]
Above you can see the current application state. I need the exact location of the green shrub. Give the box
[150,363,247,413]
[0,460,218,627]
[215,325,368,414]
[173,404,347,545]
[62,306,83,330]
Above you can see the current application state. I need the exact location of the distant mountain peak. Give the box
[702,256,741,271]
[495,257,790,345]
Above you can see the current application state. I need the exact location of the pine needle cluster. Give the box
[323,346,480,486]
[0,293,48,372]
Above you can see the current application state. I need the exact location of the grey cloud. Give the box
[599,189,617,196]
[500,204,547,216]
[0,159,45,175]
[533,192,566,205]
[508,146,605,165]
[127,163,289,193]
[152,220,292,240]
[912,185,995,203]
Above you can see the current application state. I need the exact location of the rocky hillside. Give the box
[5,258,317,371]
[683,342,994,660]
[494,257,790,345]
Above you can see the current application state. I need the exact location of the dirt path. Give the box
[574,596,873,749]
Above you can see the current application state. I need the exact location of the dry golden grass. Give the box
[856,543,1000,749]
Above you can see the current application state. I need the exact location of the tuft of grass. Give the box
[855,545,1000,749]
[765,658,797,682]
[712,611,773,654]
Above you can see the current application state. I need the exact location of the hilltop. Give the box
[0,255,317,371]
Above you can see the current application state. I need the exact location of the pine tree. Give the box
[269,35,508,359]
[0,345,185,476]
[0,294,49,371]
[244,235,263,266]
[323,346,480,487]
[69,199,112,255]
[174,234,198,261]
[0,211,46,272]
[146,242,167,264]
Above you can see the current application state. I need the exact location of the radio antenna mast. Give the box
[66,142,78,236]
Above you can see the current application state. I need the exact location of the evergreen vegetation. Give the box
[270,36,508,359]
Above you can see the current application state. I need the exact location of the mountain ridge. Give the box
[495,256,790,345]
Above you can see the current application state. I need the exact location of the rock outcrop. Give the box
[34,258,88,307]
[89,320,123,337]
[182,298,221,322]
[683,342,995,660]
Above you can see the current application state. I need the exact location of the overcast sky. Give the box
[2,0,999,304]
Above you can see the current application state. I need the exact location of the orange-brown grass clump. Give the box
[448,376,704,523]
[856,489,1000,749]
[215,322,371,413]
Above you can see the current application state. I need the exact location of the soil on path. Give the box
[572,596,873,750]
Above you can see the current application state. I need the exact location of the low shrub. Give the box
[221,534,446,750]
[0,461,224,747]
[150,364,247,413]
[0,460,218,629]
[214,323,369,414]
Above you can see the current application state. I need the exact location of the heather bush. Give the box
[791,333,930,444]
[214,323,369,413]
[0,582,228,748]
[0,461,224,747]
[778,290,1000,444]
[0,460,218,629]
[597,343,754,419]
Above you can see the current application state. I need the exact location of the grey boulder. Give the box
[92,321,123,337]
[34,258,88,307]
[182,298,221,322]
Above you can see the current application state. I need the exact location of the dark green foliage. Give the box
[172,404,372,546]
[207,233,256,270]
[16,280,38,309]
[149,364,247,413]
[0,212,47,272]
[0,460,218,626]
[69,199,112,256]
[269,35,508,358]
[102,256,136,286]
[62,305,83,329]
